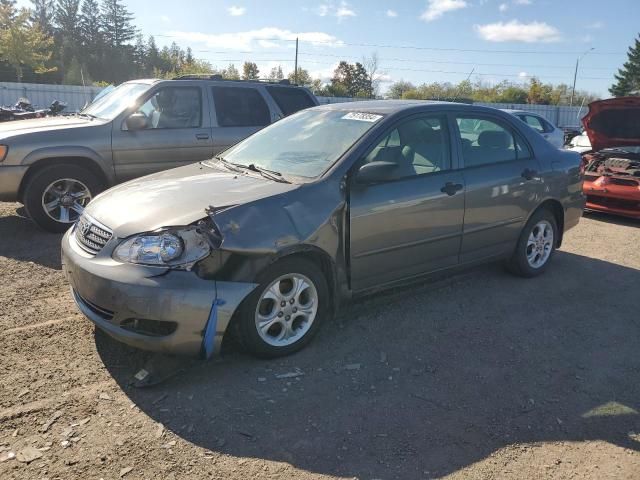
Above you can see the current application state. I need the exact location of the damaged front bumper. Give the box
[61,227,257,357]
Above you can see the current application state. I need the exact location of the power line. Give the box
[153,34,624,56]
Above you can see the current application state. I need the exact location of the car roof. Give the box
[501,109,540,116]
[314,100,520,118]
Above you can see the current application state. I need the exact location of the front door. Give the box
[349,114,465,291]
[112,85,213,182]
[454,115,542,262]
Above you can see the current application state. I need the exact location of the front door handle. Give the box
[196,133,210,140]
[521,168,537,180]
[441,182,463,196]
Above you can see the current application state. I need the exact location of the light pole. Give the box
[569,47,594,107]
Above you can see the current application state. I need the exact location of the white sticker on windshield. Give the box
[341,112,383,123]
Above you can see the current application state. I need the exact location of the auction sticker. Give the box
[341,112,383,122]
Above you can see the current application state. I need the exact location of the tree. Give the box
[0,6,54,81]
[55,0,81,74]
[527,77,553,105]
[31,0,55,34]
[362,52,383,97]
[101,0,135,48]
[0,0,16,29]
[242,61,259,80]
[610,34,640,97]
[268,65,283,81]
[387,80,415,99]
[223,63,239,80]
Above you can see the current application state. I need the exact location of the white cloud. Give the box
[227,6,246,16]
[160,15,170,23]
[386,9,398,18]
[475,20,562,43]
[499,3,508,12]
[167,27,343,51]
[315,1,356,21]
[513,0,532,4]
[518,71,529,78]
[420,0,468,22]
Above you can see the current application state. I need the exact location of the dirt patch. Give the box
[1,202,639,479]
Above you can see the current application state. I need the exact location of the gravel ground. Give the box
[0,201,639,480]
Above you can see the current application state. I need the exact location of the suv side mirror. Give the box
[125,112,149,131]
[356,161,398,184]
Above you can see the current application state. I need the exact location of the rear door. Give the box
[264,86,317,118]
[111,85,213,182]
[454,114,542,263]
[210,85,272,155]
[349,113,465,291]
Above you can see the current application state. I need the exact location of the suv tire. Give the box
[234,257,330,358]
[507,208,558,277]
[23,164,103,233]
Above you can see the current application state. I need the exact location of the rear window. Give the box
[211,86,270,127]
[265,86,315,116]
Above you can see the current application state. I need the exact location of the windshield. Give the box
[81,82,151,120]
[212,109,384,178]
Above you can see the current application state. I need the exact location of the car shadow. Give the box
[0,203,63,269]
[583,210,640,227]
[96,251,640,479]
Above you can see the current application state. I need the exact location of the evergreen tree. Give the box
[610,34,640,97]
[100,0,135,48]
[30,0,55,35]
[144,35,160,73]
[242,61,259,80]
[55,0,81,75]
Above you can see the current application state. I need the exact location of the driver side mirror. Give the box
[124,112,149,131]
[356,161,398,184]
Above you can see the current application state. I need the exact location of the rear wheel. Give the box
[23,164,103,233]
[507,209,558,277]
[235,257,330,358]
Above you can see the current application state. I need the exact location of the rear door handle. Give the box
[441,182,463,196]
[196,133,210,140]
[521,168,537,180]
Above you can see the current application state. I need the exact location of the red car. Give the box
[581,97,640,219]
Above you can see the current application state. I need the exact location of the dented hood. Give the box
[85,162,298,238]
[582,97,640,152]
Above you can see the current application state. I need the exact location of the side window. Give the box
[363,115,451,180]
[265,86,315,116]
[521,115,545,134]
[211,86,270,127]
[136,87,202,129]
[456,116,529,167]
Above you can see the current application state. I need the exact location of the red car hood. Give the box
[582,97,640,152]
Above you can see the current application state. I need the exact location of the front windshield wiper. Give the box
[76,112,97,120]
[212,155,245,174]
[245,163,290,183]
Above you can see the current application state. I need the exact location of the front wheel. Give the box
[235,257,330,358]
[507,209,558,277]
[23,164,103,233]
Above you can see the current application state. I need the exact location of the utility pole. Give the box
[294,37,299,84]
[570,47,594,107]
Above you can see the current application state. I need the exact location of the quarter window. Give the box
[456,116,530,167]
[363,115,451,180]
[136,87,202,129]
[265,86,315,116]
[212,86,270,127]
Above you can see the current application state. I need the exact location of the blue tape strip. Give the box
[203,299,223,359]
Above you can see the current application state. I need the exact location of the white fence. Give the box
[0,83,588,128]
[0,82,103,112]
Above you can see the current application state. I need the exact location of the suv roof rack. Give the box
[172,74,294,86]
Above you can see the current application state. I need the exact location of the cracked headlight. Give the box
[113,228,210,267]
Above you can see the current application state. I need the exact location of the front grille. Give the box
[75,215,113,255]
[609,177,639,187]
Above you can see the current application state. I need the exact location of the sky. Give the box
[18,0,640,96]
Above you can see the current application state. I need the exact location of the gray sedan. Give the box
[503,109,565,148]
[62,101,584,359]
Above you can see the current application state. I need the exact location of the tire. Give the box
[23,164,103,233]
[507,208,558,278]
[235,257,330,358]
